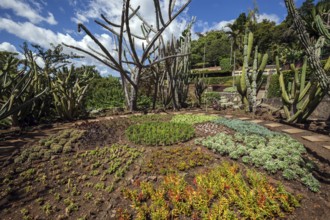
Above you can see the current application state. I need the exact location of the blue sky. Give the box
[0,0,309,76]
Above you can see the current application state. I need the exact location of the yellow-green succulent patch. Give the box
[122,162,300,219]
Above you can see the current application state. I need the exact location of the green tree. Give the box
[191,31,231,67]
[85,76,125,110]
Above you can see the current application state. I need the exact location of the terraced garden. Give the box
[0,113,329,219]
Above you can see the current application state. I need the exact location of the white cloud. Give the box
[71,0,191,46]
[0,0,57,25]
[0,42,25,59]
[194,19,234,34]
[209,19,235,32]
[0,42,18,53]
[0,17,118,76]
[195,12,280,37]
[257,13,281,24]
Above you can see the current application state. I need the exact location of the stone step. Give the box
[282,128,306,134]
[302,135,330,142]
[264,123,282,128]
[249,120,263,124]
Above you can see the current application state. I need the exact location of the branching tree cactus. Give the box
[156,21,193,110]
[276,56,328,123]
[52,65,94,120]
[236,29,268,113]
[64,0,191,111]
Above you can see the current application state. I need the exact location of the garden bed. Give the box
[0,114,329,220]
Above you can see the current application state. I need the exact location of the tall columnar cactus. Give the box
[0,52,47,122]
[52,65,93,120]
[285,0,330,96]
[236,29,268,113]
[277,56,328,123]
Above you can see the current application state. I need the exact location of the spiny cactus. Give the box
[158,23,192,110]
[52,65,93,120]
[285,0,330,96]
[194,75,208,107]
[236,29,268,113]
[0,52,47,122]
[276,56,328,123]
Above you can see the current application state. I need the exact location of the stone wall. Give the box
[263,96,330,120]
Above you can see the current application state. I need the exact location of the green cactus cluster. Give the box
[194,74,208,107]
[0,51,48,121]
[52,65,94,120]
[276,56,328,123]
[236,29,268,113]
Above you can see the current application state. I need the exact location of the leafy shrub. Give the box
[196,131,319,192]
[267,74,281,98]
[223,86,237,92]
[137,95,152,109]
[267,70,293,98]
[202,92,221,105]
[219,57,232,72]
[122,162,300,219]
[126,122,194,146]
[171,114,218,125]
[205,76,235,86]
[85,76,125,110]
[213,118,278,136]
[193,62,211,68]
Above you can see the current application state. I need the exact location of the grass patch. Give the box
[126,122,195,146]
[171,114,219,125]
[141,146,214,174]
[196,132,319,192]
[122,162,300,219]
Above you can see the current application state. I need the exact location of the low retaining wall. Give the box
[263,96,330,120]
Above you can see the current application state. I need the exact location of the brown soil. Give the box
[75,117,131,148]
[0,114,329,220]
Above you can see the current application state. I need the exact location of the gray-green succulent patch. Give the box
[171,114,219,125]
[213,118,279,136]
[196,132,319,192]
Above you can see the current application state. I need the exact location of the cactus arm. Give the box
[247,31,253,62]
[324,57,330,71]
[300,56,307,93]
[315,15,330,40]
[298,82,311,101]
[283,105,291,119]
[0,88,48,121]
[276,57,292,105]
[290,64,297,99]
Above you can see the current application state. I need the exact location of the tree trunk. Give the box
[152,77,159,110]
